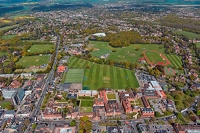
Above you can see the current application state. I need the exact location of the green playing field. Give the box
[68,57,139,90]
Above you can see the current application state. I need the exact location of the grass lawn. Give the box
[28,44,55,53]
[80,107,93,113]
[130,99,144,107]
[0,101,12,108]
[68,57,139,90]
[165,54,182,69]
[173,30,200,40]
[196,43,200,48]
[64,69,84,83]
[91,49,111,58]
[80,100,94,107]
[16,55,50,68]
[88,41,165,63]
[107,94,116,100]
[2,34,16,40]
[0,52,6,57]
[78,96,94,100]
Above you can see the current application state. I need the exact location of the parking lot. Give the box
[149,99,165,115]
[148,124,175,133]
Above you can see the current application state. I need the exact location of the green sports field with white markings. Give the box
[67,57,139,90]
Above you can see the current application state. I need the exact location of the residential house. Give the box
[57,65,66,73]
[140,108,154,117]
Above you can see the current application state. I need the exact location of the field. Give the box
[0,24,19,32]
[165,54,182,69]
[0,52,6,57]
[107,94,116,100]
[16,55,50,68]
[68,57,139,90]
[196,43,200,48]
[173,30,200,40]
[90,49,111,58]
[80,100,94,107]
[143,50,170,66]
[89,41,165,63]
[80,107,93,113]
[28,44,55,53]
[2,34,16,40]
[64,69,84,83]
[0,101,11,108]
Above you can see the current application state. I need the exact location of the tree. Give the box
[79,116,92,133]
[70,120,76,126]
[6,104,14,110]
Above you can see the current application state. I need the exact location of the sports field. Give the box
[68,57,139,90]
[16,55,50,68]
[90,49,111,58]
[173,30,200,40]
[89,41,165,63]
[64,69,84,83]
[28,44,55,53]
[165,54,182,69]
[2,34,16,40]
[143,50,170,66]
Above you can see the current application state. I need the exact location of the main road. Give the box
[25,35,60,133]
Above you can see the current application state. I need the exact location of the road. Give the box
[25,35,60,133]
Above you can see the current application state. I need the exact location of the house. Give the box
[99,90,108,103]
[173,123,200,133]
[119,91,135,101]
[122,99,132,114]
[94,98,104,106]
[2,110,15,119]
[105,101,121,116]
[141,96,150,108]
[140,108,154,117]
[42,113,62,120]
[139,57,146,63]
[78,90,98,97]
[93,110,100,121]
[0,56,7,63]
[9,80,21,89]
[57,65,66,73]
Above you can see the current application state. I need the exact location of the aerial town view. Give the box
[0,0,200,133]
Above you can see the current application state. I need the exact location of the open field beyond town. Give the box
[196,43,200,48]
[1,34,16,40]
[68,57,139,90]
[16,55,50,68]
[173,30,200,40]
[28,44,55,53]
[0,52,6,57]
[0,24,19,32]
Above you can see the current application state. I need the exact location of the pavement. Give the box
[25,35,60,133]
